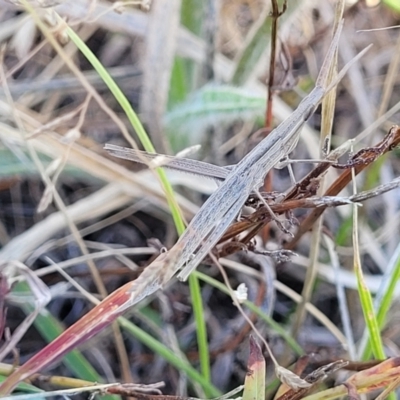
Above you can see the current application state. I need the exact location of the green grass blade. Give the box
[169,57,190,108]
[352,205,385,360]
[64,23,185,236]
[189,275,211,395]
[355,267,385,360]
[117,316,220,397]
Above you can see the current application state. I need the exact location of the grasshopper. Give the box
[105,20,370,282]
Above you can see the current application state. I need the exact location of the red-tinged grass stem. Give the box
[0,282,133,395]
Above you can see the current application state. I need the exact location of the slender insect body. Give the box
[105,20,372,284]
[176,169,251,280]
[107,85,337,282]
[175,89,332,280]
[177,189,250,281]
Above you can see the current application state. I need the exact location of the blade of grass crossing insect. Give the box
[64,20,215,393]
[63,23,185,235]
[21,3,212,395]
[55,12,212,392]
[176,1,211,386]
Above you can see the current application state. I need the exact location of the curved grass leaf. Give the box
[165,85,265,150]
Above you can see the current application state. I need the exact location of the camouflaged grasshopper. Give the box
[105,20,370,283]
